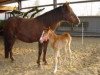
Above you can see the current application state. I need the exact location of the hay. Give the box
[0,37,100,75]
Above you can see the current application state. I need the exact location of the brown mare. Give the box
[3,2,80,67]
[40,28,72,73]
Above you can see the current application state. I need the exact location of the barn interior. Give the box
[0,0,100,75]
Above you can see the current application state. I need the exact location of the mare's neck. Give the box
[36,7,63,30]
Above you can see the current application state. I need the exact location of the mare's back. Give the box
[5,17,39,32]
[4,17,42,42]
[6,17,34,26]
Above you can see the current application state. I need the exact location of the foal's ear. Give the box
[49,27,52,31]
[43,26,48,30]
[43,26,46,29]
[49,27,51,29]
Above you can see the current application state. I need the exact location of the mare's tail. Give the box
[63,32,72,41]
[4,36,9,58]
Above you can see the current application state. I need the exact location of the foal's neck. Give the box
[49,31,57,42]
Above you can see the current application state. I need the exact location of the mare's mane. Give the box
[35,6,63,27]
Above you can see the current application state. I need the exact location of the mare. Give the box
[40,27,72,73]
[3,2,80,67]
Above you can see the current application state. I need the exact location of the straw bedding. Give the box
[0,37,100,75]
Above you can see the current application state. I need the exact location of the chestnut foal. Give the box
[40,28,72,73]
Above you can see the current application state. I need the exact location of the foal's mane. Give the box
[35,6,63,27]
[48,28,57,38]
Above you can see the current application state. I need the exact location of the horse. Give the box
[3,2,80,67]
[40,27,72,73]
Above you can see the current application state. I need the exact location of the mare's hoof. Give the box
[11,59,14,63]
[44,62,48,65]
[11,57,15,63]
[37,64,43,69]
[43,60,48,65]
[11,60,14,63]
[37,61,40,67]
[37,64,41,68]
[5,56,9,58]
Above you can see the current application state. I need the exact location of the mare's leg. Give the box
[37,42,43,67]
[43,41,48,65]
[4,34,15,61]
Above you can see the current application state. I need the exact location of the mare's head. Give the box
[39,27,53,43]
[61,2,80,25]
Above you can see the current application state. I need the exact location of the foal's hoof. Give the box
[54,70,57,74]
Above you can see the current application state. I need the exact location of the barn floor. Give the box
[0,37,100,75]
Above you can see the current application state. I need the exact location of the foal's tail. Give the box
[63,32,72,41]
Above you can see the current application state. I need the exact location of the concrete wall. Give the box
[79,16,100,33]
[56,16,100,36]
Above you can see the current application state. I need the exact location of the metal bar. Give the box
[21,0,100,9]
[53,0,57,8]
[70,0,100,4]
[17,0,22,10]
[21,4,56,9]
[0,0,27,5]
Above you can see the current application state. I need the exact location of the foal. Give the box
[40,28,72,73]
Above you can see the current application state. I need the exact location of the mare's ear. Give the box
[63,1,70,6]
[66,1,70,5]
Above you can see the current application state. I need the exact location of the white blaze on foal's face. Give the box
[40,30,49,43]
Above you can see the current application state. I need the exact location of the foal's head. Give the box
[39,27,54,43]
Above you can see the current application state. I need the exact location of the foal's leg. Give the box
[64,41,72,60]
[37,42,43,67]
[68,41,72,60]
[57,50,61,65]
[68,41,72,66]
[64,44,67,61]
[43,41,48,65]
[54,50,59,74]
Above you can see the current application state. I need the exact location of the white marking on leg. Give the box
[64,43,67,61]
[68,41,72,66]
[54,50,59,74]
